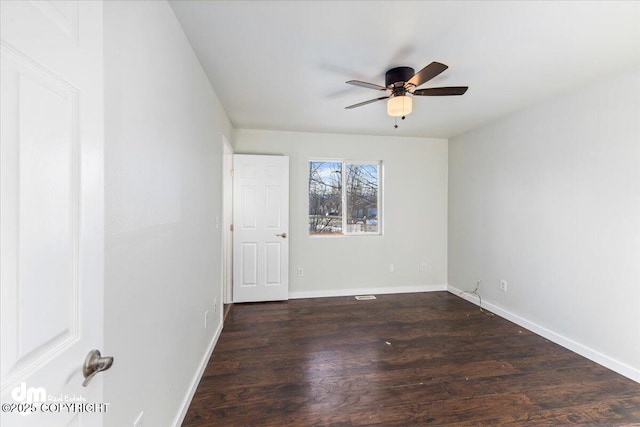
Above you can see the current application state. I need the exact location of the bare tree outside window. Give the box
[346,163,379,233]
[309,160,381,235]
[308,162,342,234]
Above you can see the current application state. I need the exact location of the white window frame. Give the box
[308,159,383,237]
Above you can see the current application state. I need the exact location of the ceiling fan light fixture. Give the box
[387,95,412,117]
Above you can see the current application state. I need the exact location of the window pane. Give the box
[346,163,379,233]
[308,161,343,234]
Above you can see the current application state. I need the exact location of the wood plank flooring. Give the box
[183,292,640,426]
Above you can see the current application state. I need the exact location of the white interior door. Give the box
[1,1,105,426]
[233,155,289,303]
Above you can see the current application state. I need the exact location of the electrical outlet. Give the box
[297,267,304,277]
[389,264,395,273]
[500,280,508,292]
[213,298,217,313]
[133,411,144,427]
[420,262,427,272]
[204,310,209,328]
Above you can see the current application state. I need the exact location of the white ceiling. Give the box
[169,1,640,138]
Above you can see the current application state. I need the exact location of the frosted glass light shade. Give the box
[387,95,412,117]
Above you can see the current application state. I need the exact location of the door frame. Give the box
[222,136,233,304]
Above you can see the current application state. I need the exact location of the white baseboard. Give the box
[289,283,447,300]
[172,321,224,427]
[447,285,640,384]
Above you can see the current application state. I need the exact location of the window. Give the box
[308,160,382,235]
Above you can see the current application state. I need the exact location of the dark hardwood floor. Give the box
[183,292,640,426]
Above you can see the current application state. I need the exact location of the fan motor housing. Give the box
[385,66,415,88]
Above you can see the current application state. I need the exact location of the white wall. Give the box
[235,130,448,297]
[104,2,232,425]
[448,66,640,381]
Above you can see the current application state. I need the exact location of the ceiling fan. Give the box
[345,62,468,124]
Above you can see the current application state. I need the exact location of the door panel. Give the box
[265,243,282,284]
[233,155,289,302]
[264,185,282,228]
[1,1,104,426]
[240,243,258,286]
[19,55,79,364]
[240,185,257,228]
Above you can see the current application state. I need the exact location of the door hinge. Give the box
[230,224,234,232]
[230,168,234,177]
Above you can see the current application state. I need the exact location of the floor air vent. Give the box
[355,295,376,300]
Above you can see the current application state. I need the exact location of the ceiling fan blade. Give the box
[346,80,388,91]
[407,62,448,87]
[345,96,389,109]
[413,86,469,96]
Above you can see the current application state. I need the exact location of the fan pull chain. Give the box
[393,115,407,129]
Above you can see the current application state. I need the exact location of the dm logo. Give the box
[11,382,46,404]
